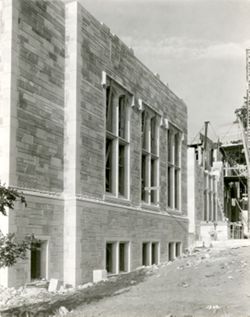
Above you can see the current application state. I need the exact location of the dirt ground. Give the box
[64,241,250,317]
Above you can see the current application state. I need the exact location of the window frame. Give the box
[142,241,160,266]
[105,241,130,275]
[140,106,160,205]
[203,172,217,222]
[105,78,131,199]
[167,125,182,211]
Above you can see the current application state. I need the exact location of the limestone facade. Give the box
[0,0,188,287]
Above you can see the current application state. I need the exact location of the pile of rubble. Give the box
[0,279,96,311]
[0,247,212,316]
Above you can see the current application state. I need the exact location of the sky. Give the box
[79,0,250,142]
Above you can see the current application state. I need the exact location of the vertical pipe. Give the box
[203,121,210,169]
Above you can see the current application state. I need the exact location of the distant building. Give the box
[0,0,188,287]
[220,140,247,238]
[188,133,226,245]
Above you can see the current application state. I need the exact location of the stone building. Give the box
[188,133,226,245]
[0,0,188,287]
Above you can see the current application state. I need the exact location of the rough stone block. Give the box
[93,270,107,283]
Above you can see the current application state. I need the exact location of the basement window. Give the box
[106,241,130,274]
[105,78,130,198]
[152,242,160,265]
[175,242,182,257]
[30,241,47,280]
[142,242,160,266]
[142,242,150,266]
[168,242,175,261]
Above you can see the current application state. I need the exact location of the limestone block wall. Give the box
[73,3,188,213]
[78,199,188,283]
[16,0,65,192]
[0,0,12,184]
[0,0,190,287]
[195,162,205,238]
[0,0,18,186]
[8,193,64,287]
[62,1,189,286]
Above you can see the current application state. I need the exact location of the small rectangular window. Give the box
[175,242,182,257]
[31,241,47,280]
[142,242,148,266]
[119,243,125,272]
[152,242,159,265]
[106,243,114,274]
[168,242,175,261]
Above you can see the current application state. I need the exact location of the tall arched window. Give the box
[105,79,130,198]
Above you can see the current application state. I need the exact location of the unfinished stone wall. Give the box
[195,163,205,239]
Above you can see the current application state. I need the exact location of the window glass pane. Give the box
[106,86,114,133]
[141,111,147,150]
[31,242,41,280]
[106,243,113,273]
[142,243,148,266]
[213,194,216,221]
[209,192,212,221]
[152,242,159,265]
[168,242,174,261]
[168,130,172,163]
[119,243,125,272]
[174,133,179,166]
[174,169,179,209]
[204,191,208,221]
[106,139,112,192]
[141,155,147,201]
[151,159,157,203]
[151,116,156,154]
[175,242,181,257]
[119,144,125,196]
[168,166,172,207]
[119,95,126,139]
